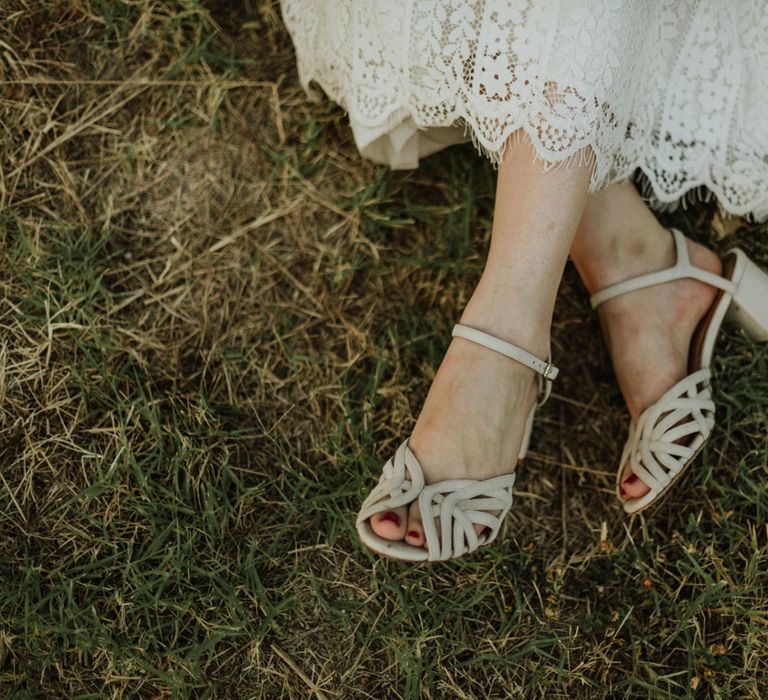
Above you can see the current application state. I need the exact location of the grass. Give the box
[1,1,767,697]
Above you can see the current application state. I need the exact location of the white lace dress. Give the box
[281,1,768,220]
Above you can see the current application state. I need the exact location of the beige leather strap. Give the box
[356,440,516,561]
[619,368,714,514]
[451,323,559,381]
[590,228,737,309]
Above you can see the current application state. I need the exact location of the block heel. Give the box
[725,249,768,342]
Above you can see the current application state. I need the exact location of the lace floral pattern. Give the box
[281,1,768,219]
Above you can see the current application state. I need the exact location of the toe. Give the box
[619,462,651,500]
[370,507,407,541]
[404,500,488,551]
[404,503,425,548]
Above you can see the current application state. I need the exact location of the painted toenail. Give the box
[620,487,627,497]
[625,474,638,485]
[407,530,419,539]
[380,512,400,526]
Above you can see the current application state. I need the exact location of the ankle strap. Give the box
[589,228,737,309]
[451,324,559,380]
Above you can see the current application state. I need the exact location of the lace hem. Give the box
[284,0,768,221]
[302,75,768,221]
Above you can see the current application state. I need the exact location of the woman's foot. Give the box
[360,134,593,557]
[570,182,722,501]
[597,237,721,499]
[368,281,544,548]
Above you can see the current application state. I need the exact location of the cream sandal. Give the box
[590,228,768,514]
[355,323,558,562]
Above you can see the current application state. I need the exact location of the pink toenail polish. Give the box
[407,530,419,539]
[620,487,627,497]
[625,474,639,485]
[380,512,400,526]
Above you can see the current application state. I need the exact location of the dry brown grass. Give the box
[1,1,767,698]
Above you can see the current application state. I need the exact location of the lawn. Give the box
[1,1,767,698]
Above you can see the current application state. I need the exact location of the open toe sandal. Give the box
[590,228,768,514]
[355,322,558,561]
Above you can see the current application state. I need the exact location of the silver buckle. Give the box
[542,362,554,380]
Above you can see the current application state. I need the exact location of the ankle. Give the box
[573,222,675,294]
[460,276,552,357]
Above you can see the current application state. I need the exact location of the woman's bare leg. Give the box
[570,181,721,500]
[369,135,593,547]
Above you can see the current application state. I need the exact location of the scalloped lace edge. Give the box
[300,76,768,221]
